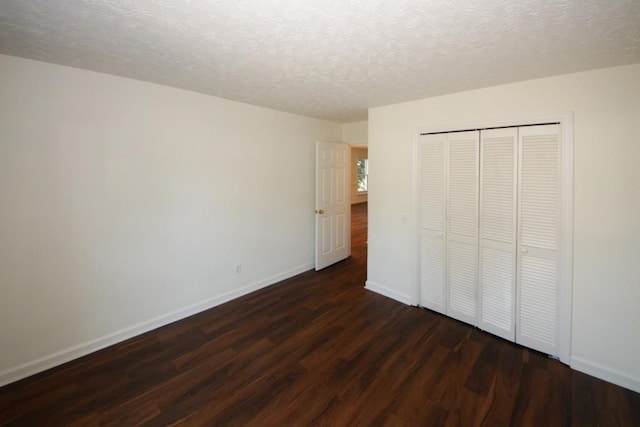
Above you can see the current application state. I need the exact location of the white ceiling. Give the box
[1,1,639,122]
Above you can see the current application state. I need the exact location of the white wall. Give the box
[343,120,369,204]
[0,54,341,385]
[342,120,368,144]
[367,63,640,392]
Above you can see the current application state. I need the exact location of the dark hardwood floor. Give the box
[1,202,639,426]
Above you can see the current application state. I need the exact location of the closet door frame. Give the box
[414,113,573,364]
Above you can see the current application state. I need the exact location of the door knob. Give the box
[315,209,325,214]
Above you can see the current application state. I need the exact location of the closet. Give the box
[418,123,568,359]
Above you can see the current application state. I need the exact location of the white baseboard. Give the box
[365,281,413,305]
[571,355,640,393]
[0,263,313,388]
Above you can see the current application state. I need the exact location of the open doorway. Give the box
[350,144,368,264]
[350,200,367,266]
[351,145,368,205]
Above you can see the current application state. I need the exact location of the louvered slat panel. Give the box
[481,247,514,334]
[478,128,517,341]
[418,135,447,312]
[447,240,477,323]
[445,131,478,326]
[420,137,445,232]
[420,234,446,312]
[519,256,557,345]
[517,124,561,357]
[480,136,514,243]
[448,137,478,238]
[520,135,558,250]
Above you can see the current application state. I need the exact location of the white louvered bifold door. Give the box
[479,128,517,341]
[516,124,561,357]
[418,134,447,313]
[446,131,479,326]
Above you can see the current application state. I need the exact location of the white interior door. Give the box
[516,124,561,357]
[479,128,517,341]
[446,131,480,326]
[418,134,447,313]
[315,141,350,270]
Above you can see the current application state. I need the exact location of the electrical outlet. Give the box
[234,264,241,274]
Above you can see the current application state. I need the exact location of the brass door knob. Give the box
[315,209,325,214]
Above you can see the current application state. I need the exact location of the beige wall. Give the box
[342,120,368,144]
[351,147,368,204]
[366,63,640,392]
[343,120,369,204]
[0,54,342,385]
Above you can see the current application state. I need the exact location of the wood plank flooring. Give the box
[1,202,639,426]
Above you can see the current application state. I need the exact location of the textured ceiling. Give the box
[1,1,640,122]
